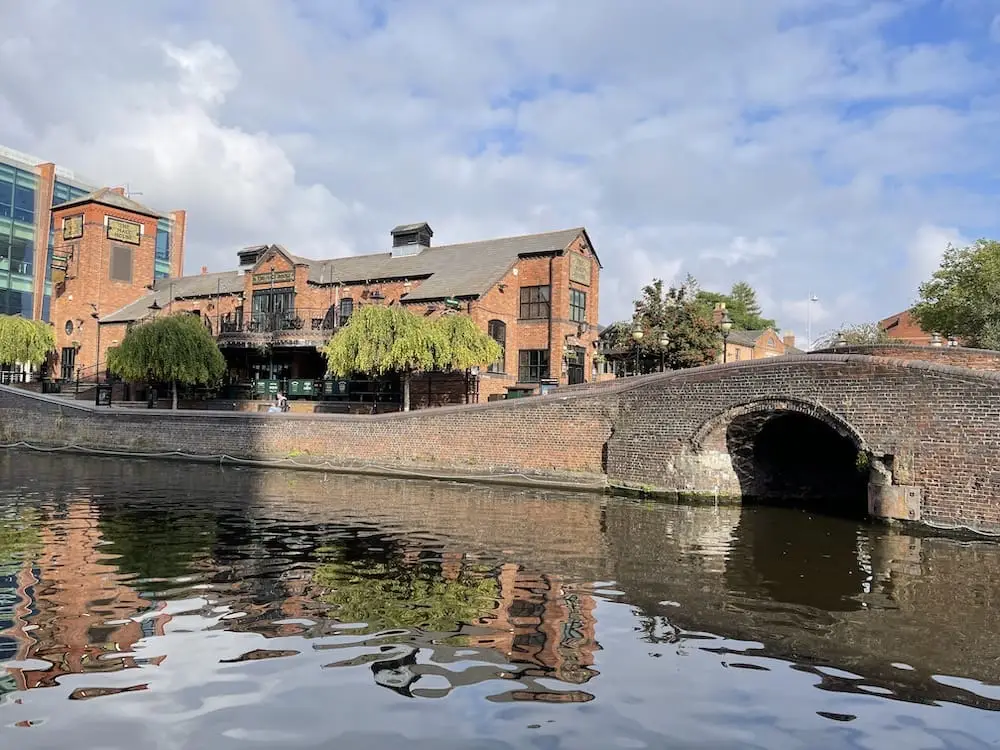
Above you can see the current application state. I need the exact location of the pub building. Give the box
[62,215,602,410]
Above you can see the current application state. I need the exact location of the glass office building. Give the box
[0,146,92,320]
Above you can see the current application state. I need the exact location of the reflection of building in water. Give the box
[0,501,171,692]
[457,561,600,695]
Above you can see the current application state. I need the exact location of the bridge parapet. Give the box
[810,344,1000,371]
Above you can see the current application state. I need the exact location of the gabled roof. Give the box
[726,329,769,347]
[100,271,243,323]
[52,187,166,219]
[308,227,587,301]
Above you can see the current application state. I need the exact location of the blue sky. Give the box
[1,0,998,344]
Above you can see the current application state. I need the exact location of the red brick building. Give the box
[96,223,602,405]
[47,187,186,381]
[879,309,934,345]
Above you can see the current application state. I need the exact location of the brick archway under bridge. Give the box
[2,352,1000,534]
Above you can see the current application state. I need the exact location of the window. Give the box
[487,319,506,373]
[339,297,354,323]
[109,245,133,283]
[519,285,550,319]
[0,164,13,219]
[518,349,549,382]
[570,289,586,323]
[155,227,170,261]
[12,171,36,224]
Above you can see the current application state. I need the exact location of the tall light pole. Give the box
[806,294,818,351]
[658,330,670,372]
[720,311,733,363]
[631,323,644,375]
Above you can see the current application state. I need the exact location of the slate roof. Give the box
[100,271,243,323]
[52,187,166,219]
[726,329,768,347]
[309,227,587,302]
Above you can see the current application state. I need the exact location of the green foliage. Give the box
[107,312,225,385]
[323,304,442,378]
[0,511,41,572]
[911,239,1000,348]
[314,553,499,633]
[0,315,56,366]
[695,281,776,331]
[601,276,720,371]
[816,322,893,348]
[433,313,503,371]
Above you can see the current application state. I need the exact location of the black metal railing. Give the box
[218,308,343,336]
[74,362,108,393]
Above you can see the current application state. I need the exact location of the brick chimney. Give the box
[783,333,796,349]
[110,186,126,196]
[712,302,726,324]
[201,266,208,275]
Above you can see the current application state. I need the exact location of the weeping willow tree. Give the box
[323,304,442,411]
[0,315,56,369]
[433,313,503,372]
[323,306,504,411]
[106,312,226,409]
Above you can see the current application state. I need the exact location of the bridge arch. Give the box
[691,398,871,516]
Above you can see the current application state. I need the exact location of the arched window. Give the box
[339,297,354,325]
[487,319,506,373]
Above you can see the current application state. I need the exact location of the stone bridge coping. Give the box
[4,351,998,423]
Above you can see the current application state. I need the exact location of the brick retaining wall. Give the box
[4,353,1000,534]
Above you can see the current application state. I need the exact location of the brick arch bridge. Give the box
[2,350,1000,534]
[599,353,1000,531]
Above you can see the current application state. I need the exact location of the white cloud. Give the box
[906,224,967,295]
[0,0,996,329]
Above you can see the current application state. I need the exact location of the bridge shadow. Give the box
[725,411,869,519]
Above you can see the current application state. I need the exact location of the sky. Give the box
[1,0,998,344]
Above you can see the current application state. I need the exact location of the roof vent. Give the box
[390,223,432,258]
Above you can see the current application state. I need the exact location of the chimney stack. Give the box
[201,266,208,275]
[110,186,126,196]
[783,333,796,349]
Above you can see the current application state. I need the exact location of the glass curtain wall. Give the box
[155,218,171,279]
[0,163,36,317]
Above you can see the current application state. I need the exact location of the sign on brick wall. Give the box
[62,214,83,240]
[570,253,591,286]
[253,270,295,285]
[106,217,141,245]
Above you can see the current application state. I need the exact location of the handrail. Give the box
[218,307,344,336]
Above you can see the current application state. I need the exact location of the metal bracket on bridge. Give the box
[868,484,921,522]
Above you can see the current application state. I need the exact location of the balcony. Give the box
[216,308,342,348]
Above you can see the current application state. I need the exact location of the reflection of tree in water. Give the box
[97,507,218,587]
[0,510,42,694]
[313,548,499,634]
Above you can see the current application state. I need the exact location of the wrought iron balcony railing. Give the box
[218,308,347,335]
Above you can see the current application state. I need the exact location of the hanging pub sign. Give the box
[106,217,141,245]
[62,214,83,240]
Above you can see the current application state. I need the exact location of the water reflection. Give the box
[0,452,998,748]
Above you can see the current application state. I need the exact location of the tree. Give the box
[814,322,893,349]
[432,313,503,373]
[911,239,1000,349]
[324,304,440,412]
[695,281,776,331]
[0,315,55,369]
[600,276,720,373]
[323,306,501,411]
[106,312,226,409]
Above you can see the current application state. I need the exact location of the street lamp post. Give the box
[720,311,733,363]
[930,332,943,347]
[631,323,644,376]
[658,330,670,372]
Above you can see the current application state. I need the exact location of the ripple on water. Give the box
[0,452,999,748]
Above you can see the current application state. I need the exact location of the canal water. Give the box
[0,451,998,748]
